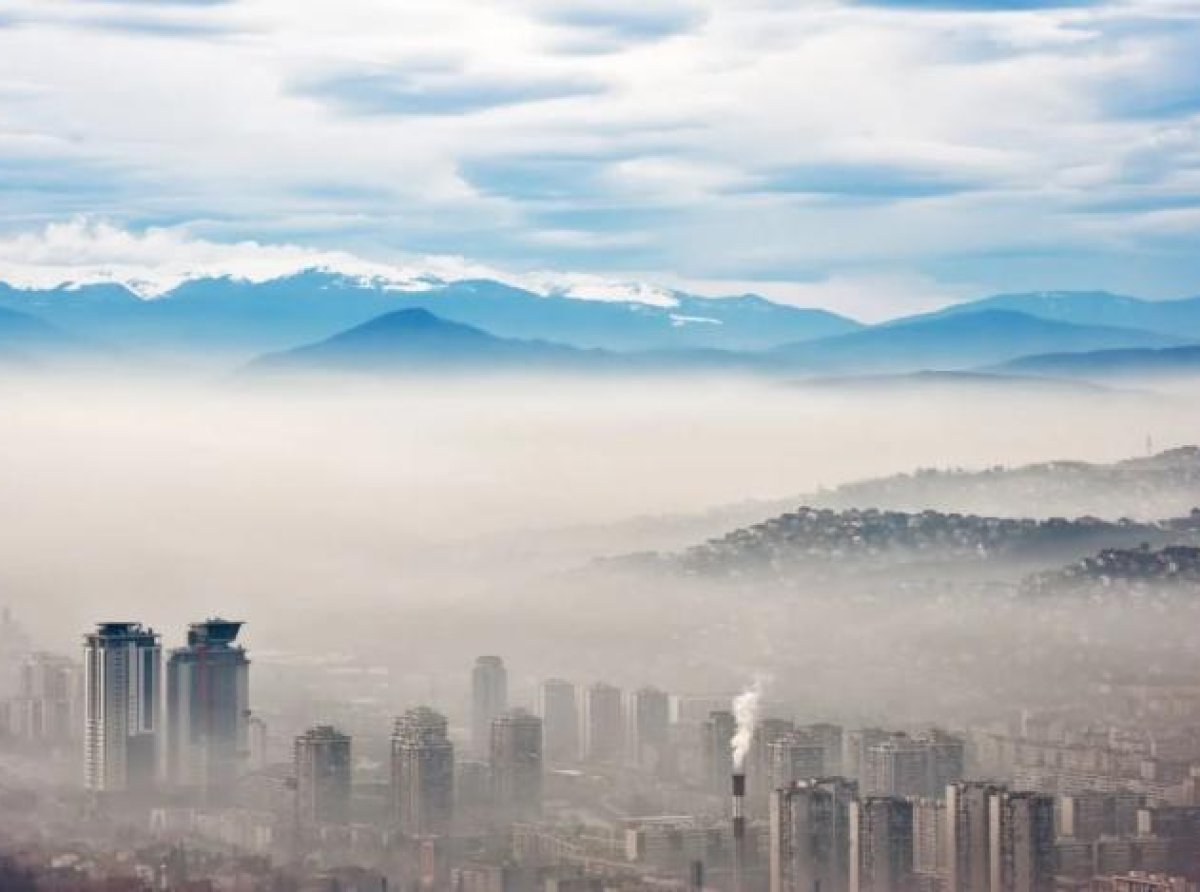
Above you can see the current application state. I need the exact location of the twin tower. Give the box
[82,618,249,798]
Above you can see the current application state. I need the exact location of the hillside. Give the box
[770,310,1180,373]
[0,273,861,356]
[1023,545,1200,597]
[931,291,1200,340]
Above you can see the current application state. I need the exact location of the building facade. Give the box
[472,656,508,759]
[83,622,163,793]
[490,708,543,821]
[391,706,454,836]
[165,619,250,799]
[295,725,352,825]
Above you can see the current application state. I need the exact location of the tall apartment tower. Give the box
[703,710,737,792]
[770,730,831,790]
[750,718,796,814]
[295,725,352,825]
[988,791,1054,892]
[851,797,916,892]
[83,622,162,793]
[471,656,508,758]
[9,651,82,746]
[947,782,1004,892]
[632,686,671,770]
[584,682,624,764]
[490,708,542,821]
[770,778,857,892]
[165,619,250,798]
[538,679,579,764]
[391,706,454,836]
[912,798,948,881]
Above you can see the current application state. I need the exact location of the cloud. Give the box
[1,0,1200,307]
[296,65,606,117]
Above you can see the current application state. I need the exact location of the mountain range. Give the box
[1,273,1199,377]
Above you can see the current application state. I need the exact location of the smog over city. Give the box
[4,2,1200,891]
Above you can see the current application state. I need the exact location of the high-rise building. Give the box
[851,797,915,892]
[750,718,796,814]
[472,656,508,758]
[633,686,671,771]
[295,725,352,825]
[947,782,1004,892]
[912,798,948,882]
[165,619,250,798]
[0,609,32,700]
[846,729,892,787]
[770,730,831,790]
[5,651,82,746]
[988,791,1054,892]
[83,622,163,793]
[584,682,624,764]
[805,723,845,776]
[391,706,454,836]
[490,708,542,821]
[864,732,965,799]
[539,679,579,764]
[703,710,736,792]
[770,778,857,892]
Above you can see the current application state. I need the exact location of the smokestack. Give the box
[732,771,746,892]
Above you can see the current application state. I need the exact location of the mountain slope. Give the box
[926,291,1200,339]
[0,273,862,355]
[998,345,1200,377]
[0,305,80,365]
[247,307,611,373]
[771,309,1183,373]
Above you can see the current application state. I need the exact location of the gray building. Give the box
[703,709,737,792]
[584,682,624,764]
[538,679,579,765]
[295,725,352,825]
[491,708,542,821]
[165,619,250,799]
[947,782,1004,892]
[988,791,1054,892]
[83,622,162,793]
[770,778,857,892]
[851,797,915,892]
[472,656,508,759]
[633,686,671,771]
[392,706,454,836]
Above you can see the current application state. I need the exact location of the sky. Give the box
[1,0,1199,319]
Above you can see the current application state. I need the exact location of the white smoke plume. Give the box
[731,675,768,771]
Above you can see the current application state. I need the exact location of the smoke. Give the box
[731,675,768,770]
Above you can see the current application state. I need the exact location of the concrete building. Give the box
[165,619,250,799]
[5,651,81,746]
[851,797,915,892]
[391,706,454,836]
[633,686,671,771]
[295,725,352,825]
[584,682,624,764]
[491,708,542,821]
[770,778,857,892]
[751,718,796,814]
[988,791,1054,892]
[703,710,736,793]
[864,732,965,799]
[539,679,579,765]
[947,782,1004,892]
[912,798,948,885]
[83,622,163,793]
[771,730,832,791]
[472,656,508,759]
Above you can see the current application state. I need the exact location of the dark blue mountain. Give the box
[0,304,80,365]
[922,290,1200,339]
[999,344,1200,377]
[0,272,862,355]
[770,309,1183,373]
[247,308,612,374]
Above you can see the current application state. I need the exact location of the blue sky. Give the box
[0,0,1199,319]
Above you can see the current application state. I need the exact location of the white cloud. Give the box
[0,0,1198,304]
